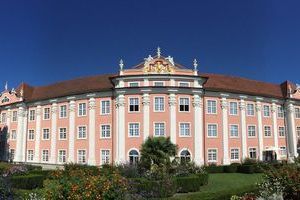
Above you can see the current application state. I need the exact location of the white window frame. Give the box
[179,97,190,112]
[100,124,111,139]
[27,150,34,161]
[153,81,165,86]
[247,125,256,138]
[11,130,17,140]
[77,126,87,139]
[128,97,140,113]
[230,148,240,161]
[78,103,87,117]
[279,146,287,155]
[100,149,111,165]
[153,122,166,137]
[153,96,165,112]
[207,99,217,114]
[28,129,35,141]
[207,148,218,163]
[248,147,257,159]
[128,122,140,137]
[296,127,300,138]
[29,109,35,121]
[42,149,49,162]
[77,149,86,164]
[179,122,191,137]
[263,105,270,117]
[58,149,67,164]
[128,82,139,87]
[246,103,255,116]
[42,128,50,140]
[100,100,111,115]
[59,127,67,140]
[229,102,238,115]
[59,105,67,118]
[277,106,284,118]
[43,108,50,120]
[229,124,239,138]
[207,123,218,138]
[12,111,17,122]
[295,107,300,119]
[264,125,272,137]
[278,126,285,137]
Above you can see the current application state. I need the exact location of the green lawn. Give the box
[167,173,263,200]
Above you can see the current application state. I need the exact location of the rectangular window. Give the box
[10,149,15,161]
[58,150,66,163]
[179,98,189,112]
[248,126,256,137]
[129,123,140,137]
[208,149,217,162]
[230,125,239,137]
[129,82,139,87]
[59,128,67,140]
[27,150,34,161]
[77,150,86,164]
[229,102,238,115]
[208,124,217,137]
[247,103,255,116]
[129,98,139,112]
[278,127,285,137]
[43,129,50,140]
[277,106,284,118]
[264,126,272,137]
[207,100,217,114]
[249,148,257,159]
[12,111,17,122]
[78,126,87,139]
[60,105,67,118]
[180,123,190,137]
[230,148,239,160]
[154,97,164,112]
[101,125,111,138]
[42,150,49,162]
[78,103,87,116]
[154,81,164,86]
[28,130,35,140]
[29,110,35,121]
[263,105,270,117]
[11,130,17,140]
[279,146,286,155]
[179,82,190,87]
[101,150,110,165]
[43,108,50,120]
[1,113,6,123]
[154,123,165,136]
[297,127,300,138]
[101,100,111,115]
[295,108,300,118]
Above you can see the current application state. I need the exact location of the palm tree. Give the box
[140,137,178,170]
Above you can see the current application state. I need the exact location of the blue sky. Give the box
[0,0,300,88]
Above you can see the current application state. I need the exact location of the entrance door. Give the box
[263,150,277,162]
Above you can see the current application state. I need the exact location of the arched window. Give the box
[129,150,139,165]
[1,97,9,103]
[180,150,191,163]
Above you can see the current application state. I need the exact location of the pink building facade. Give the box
[0,50,300,166]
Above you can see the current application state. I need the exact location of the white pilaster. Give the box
[169,93,177,144]
[239,99,247,160]
[285,102,298,160]
[116,94,125,163]
[256,101,264,161]
[221,98,230,165]
[50,103,57,164]
[15,107,25,162]
[68,101,76,163]
[193,94,204,165]
[142,94,150,141]
[88,98,96,165]
[22,109,28,162]
[271,103,279,156]
[34,105,41,163]
[170,79,175,87]
[6,109,11,161]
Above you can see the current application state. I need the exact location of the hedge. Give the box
[237,165,255,174]
[224,163,241,173]
[175,173,208,193]
[205,165,224,173]
[130,178,177,198]
[10,174,45,189]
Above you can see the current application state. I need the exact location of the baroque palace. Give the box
[0,48,300,166]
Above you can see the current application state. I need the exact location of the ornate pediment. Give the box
[0,85,23,106]
[144,58,174,74]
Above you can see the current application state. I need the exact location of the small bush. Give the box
[130,177,176,198]
[10,174,45,189]
[175,174,208,193]
[224,163,241,173]
[206,164,224,173]
[238,165,255,174]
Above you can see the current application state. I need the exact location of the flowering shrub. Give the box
[43,164,128,200]
[2,165,28,177]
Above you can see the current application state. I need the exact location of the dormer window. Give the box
[154,81,164,86]
[179,82,190,87]
[1,97,9,103]
[129,82,139,87]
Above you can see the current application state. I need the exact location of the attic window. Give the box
[1,97,9,103]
